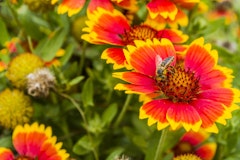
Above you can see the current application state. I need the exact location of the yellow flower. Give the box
[6,53,44,88]
[0,89,33,129]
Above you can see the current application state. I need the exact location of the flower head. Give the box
[0,122,69,160]
[6,53,44,88]
[114,38,240,133]
[26,68,55,97]
[53,0,137,17]
[82,8,188,69]
[0,89,33,129]
[172,130,216,160]
[207,1,237,25]
[0,62,7,72]
[146,0,199,27]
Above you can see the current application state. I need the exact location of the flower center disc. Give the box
[122,25,158,45]
[15,156,34,160]
[158,66,200,103]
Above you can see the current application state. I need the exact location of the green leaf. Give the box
[0,18,9,45]
[106,147,125,160]
[69,76,85,86]
[34,28,68,61]
[102,103,118,126]
[81,77,94,107]
[73,135,102,156]
[59,43,74,66]
[73,135,93,155]
[17,6,49,40]
[202,18,225,35]
[0,135,12,148]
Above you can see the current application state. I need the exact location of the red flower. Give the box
[113,38,240,133]
[172,130,216,160]
[53,0,137,16]
[0,123,69,160]
[146,0,199,27]
[82,8,188,69]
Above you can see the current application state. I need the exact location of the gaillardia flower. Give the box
[6,53,44,88]
[0,122,69,160]
[53,0,137,17]
[146,0,199,28]
[27,68,55,97]
[0,89,33,129]
[207,0,237,25]
[172,131,216,160]
[0,62,7,72]
[113,38,239,133]
[82,8,188,69]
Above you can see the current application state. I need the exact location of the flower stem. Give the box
[54,89,87,124]
[53,88,99,160]
[27,36,34,53]
[113,94,133,128]
[79,41,87,75]
[154,128,169,160]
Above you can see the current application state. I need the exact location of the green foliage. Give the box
[0,0,240,160]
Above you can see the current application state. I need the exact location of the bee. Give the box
[155,55,174,80]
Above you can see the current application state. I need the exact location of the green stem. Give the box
[6,1,22,27]
[53,89,99,160]
[154,128,169,160]
[113,94,133,128]
[54,89,87,124]
[214,132,227,160]
[79,41,87,75]
[27,36,34,53]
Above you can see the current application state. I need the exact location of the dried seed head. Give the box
[26,68,55,97]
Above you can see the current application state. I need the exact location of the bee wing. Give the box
[155,55,163,68]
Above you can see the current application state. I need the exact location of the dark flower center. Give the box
[15,155,34,160]
[122,25,158,45]
[172,141,195,157]
[157,65,200,103]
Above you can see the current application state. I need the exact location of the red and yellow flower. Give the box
[53,0,137,16]
[207,1,237,25]
[0,61,7,72]
[82,8,188,69]
[0,122,69,160]
[172,130,216,160]
[113,37,240,133]
[146,0,200,28]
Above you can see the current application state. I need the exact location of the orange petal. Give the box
[114,83,157,94]
[101,48,126,69]
[147,0,178,20]
[166,103,202,132]
[156,29,188,44]
[181,130,209,146]
[192,98,226,133]
[140,99,171,130]
[125,38,175,77]
[58,0,86,16]
[196,143,217,160]
[184,38,218,77]
[0,148,14,160]
[13,123,52,157]
[82,8,130,45]
[87,0,114,14]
